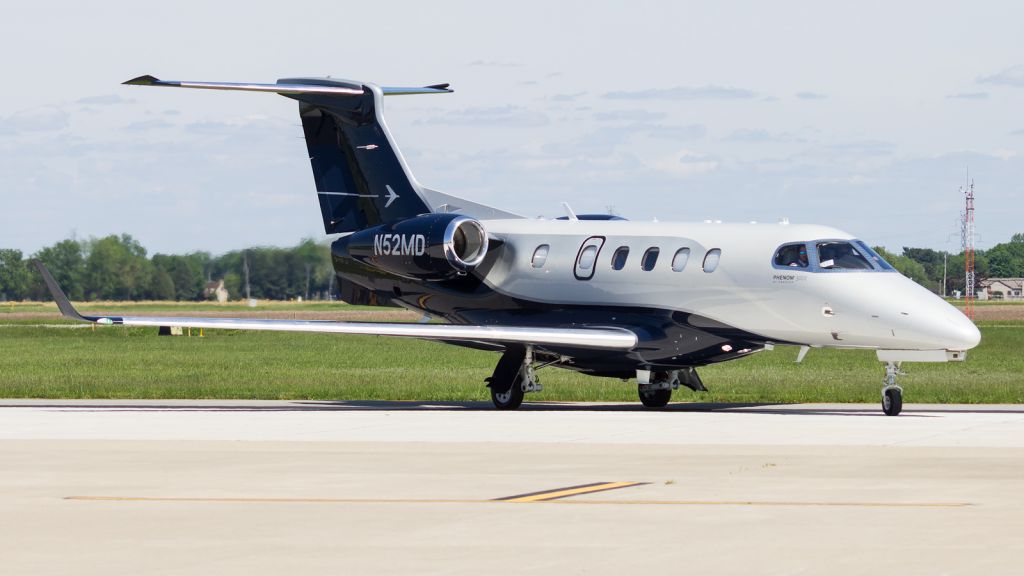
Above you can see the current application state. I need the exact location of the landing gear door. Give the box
[574,236,605,281]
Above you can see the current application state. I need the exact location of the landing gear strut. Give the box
[486,345,543,410]
[637,370,680,408]
[881,361,904,416]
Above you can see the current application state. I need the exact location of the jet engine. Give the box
[340,213,489,280]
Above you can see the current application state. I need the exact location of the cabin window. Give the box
[671,248,690,272]
[611,246,629,270]
[641,247,660,271]
[817,241,871,270]
[578,245,598,270]
[703,248,721,273]
[531,245,549,268]
[773,243,808,268]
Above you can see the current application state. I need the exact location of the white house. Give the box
[979,278,1023,300]
[204,279,230,303]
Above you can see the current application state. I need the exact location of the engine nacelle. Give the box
[341,213,489,280]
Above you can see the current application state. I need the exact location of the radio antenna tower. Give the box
[960,180,976,319]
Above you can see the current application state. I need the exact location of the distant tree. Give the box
[149,268,176,300]
[0,249,30,301]
[874,246,929,287]
[985,241,1024,278]
[1011,233,1024,244]
[901,247,947,291]
[83,234,152,300]
[152,254,205,300]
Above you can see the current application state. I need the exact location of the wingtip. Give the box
[31,260,86,322]
[122,74,160,86]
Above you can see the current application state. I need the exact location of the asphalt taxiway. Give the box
[1,400,1022,575]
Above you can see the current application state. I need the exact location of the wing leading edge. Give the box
[32,262,637,351]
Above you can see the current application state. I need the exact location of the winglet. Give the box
[31,260,87,322]
[122,75,160,86]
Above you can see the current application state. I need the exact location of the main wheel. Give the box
[639,387,672,408]
[882,387,903,416]
[490,371,524,410]
[487,346,527,410]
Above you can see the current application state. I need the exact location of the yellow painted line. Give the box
[553,499,972,508]
[65,495,971,508]
[495,481,646,503]
[66,496,480,505]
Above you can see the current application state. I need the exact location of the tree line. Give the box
[0,235,336,302]
[2,233,1023,302]
[874,233,1024,295]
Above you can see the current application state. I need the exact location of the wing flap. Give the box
[98,316,636,349]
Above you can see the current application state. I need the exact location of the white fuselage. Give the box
[478,219,980,353]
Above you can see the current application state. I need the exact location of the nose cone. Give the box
[942,309,981,351]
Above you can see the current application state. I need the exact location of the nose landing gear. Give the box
[637,370,680,408]
[881,361,904,416]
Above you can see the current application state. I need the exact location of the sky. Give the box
[1,0,1022,256]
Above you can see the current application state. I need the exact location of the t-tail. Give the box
[123,75,453,233]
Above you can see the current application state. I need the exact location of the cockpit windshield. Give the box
[817,241,872,270]
[771,239,895,272]
[853,241,895,271]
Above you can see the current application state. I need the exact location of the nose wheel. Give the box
[881,361,904,416]
[637,370,680,408]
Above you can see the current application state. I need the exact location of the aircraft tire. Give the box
[882,387,902,416]
[488,346,527,410]
[638,387,671,408]
[491,372,525,410]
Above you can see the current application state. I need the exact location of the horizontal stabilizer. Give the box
[33,262,636,351]
[122,75,453,96]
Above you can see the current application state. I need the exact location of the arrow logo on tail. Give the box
[318,184,400,208]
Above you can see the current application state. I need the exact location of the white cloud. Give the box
[0,107,69,135]
[415,105,549,127]
[604,85,758,100]
[593,110,666,122]
[655,150,719,176]
[77,94,132,105]
[978,65,1024,87]
[947,92,989,99]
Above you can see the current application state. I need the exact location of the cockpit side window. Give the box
[773,243,809,268]
[817,241,872,270]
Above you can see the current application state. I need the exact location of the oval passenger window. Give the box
[671,248,690,272]
[611,246,629,270]
[578,245,598,270]
[703,248,721,273]
[531,245,549,268]
[641,247,660,271]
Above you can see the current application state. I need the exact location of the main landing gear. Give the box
[486,345,543,410]
[881,361,904,416]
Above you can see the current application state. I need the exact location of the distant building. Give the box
[979,278,1023,300]
[204,279,229,303]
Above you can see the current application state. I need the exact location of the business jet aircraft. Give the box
[36,74,981,416]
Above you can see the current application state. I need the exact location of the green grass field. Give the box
[1,302,1021,403]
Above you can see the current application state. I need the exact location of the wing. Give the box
[32,262,636,351]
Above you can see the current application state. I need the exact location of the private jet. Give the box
[35,74,981,416]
